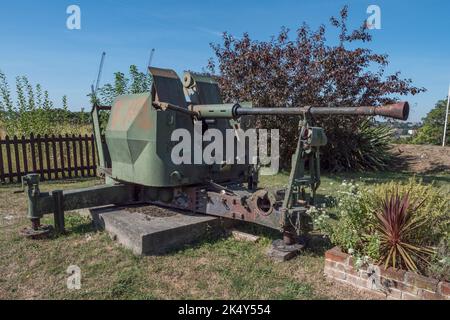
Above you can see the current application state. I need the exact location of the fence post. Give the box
[30,133,37,174]
[13,135,21,183]
[65,134,72,178]
[21,135,28,175]
[0,139,5,183]
[51,134,58,179]
[58,134,66,178]
[78,134,85,177]
[90,134,97,176]
[36,134,45,180]
[44,134,51,180]
[85,134,91,176]
[73,134,79,177]
[5,136,13,183]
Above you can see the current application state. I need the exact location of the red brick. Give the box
[325,267,346,280]
[402,292,421,300]
[438,281,450,296]
[421,290,444,300]
[325,247,349,264]
[324,260,336,269]
[400,282,420,295]
[359,269,370,280]
[387,288,402,300]
[347,274,370,289]
[348,256,354,266]
[382,278,417,295]
[345,264,360,276]
[405,272,439,292]
[335,262,347,272]
[380,267,406,282]
[324,266,335,276]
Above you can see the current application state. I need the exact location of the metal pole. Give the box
[443,84,450,147]
[95,52,106,93]
[53,190,65,234]
[148,48,155,69]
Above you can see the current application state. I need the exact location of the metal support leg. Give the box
[52,190,65,234]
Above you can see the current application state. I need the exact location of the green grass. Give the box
[1,171,448,300]
[260,171,450,199]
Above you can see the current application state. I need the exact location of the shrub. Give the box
[374,191,434,271]
[318,178,449,278]
[208,6,425,172]
[0,70,91,136]
[413,99,449,145]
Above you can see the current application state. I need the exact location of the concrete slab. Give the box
[266,239,304,262]
[230,230,260,243]
[90,204,231,255]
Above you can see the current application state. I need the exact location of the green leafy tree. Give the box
[413,99,449,145]
[96,65,151,105]
[208,6,425,171]
[93,65,152,132]
[0,70,90,136]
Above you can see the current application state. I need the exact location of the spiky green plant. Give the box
[375,191,435,271]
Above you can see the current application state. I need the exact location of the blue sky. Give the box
[0,0,449,122]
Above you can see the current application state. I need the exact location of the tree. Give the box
[413,99,449,145]
[0,70,89,136]
[207,6,425,171]
[96,65,151,105]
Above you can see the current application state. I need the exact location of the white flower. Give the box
[348,248,354,255]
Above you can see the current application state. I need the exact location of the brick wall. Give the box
[324,247,449,300]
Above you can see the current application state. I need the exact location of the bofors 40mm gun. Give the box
[19,67,409,249]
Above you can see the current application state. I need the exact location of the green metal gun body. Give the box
[21,67,409,244]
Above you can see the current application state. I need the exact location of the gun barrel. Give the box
[234,102,409,121]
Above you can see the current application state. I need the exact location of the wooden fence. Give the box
[0,134,97,184]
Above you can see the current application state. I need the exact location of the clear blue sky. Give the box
[0,0,449,122]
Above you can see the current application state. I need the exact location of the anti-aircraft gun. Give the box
[19,67,409,247]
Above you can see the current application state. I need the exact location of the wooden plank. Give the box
[0,141,5,183]
[58,135,66,178]
[51,135,58,179]
[36,134,45,180]
[13,136,21,182]
[5,136,13,183]
[85,134,91,176]
[21,135,28,175]
[65,134,72,178]
[30,133,37,174]
[44,134,51,180]
[78,134,85,177]
[73,134,79,177]
[91,134,97,176]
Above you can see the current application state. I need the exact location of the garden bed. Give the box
[324,247,450,300]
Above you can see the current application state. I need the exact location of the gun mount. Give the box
[20,66,409,247]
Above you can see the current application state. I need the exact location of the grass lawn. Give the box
[0,171,448,300]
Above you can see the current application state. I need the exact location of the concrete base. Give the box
[266,239,304,262]
[90,204,231,255]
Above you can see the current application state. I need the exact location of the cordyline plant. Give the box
[207,6,425,172]
[375,191,435,272]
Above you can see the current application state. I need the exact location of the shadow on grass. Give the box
[43,213,95,239]
[232,222,333,256]
[171,219,332,257]
[326,171,450,185]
